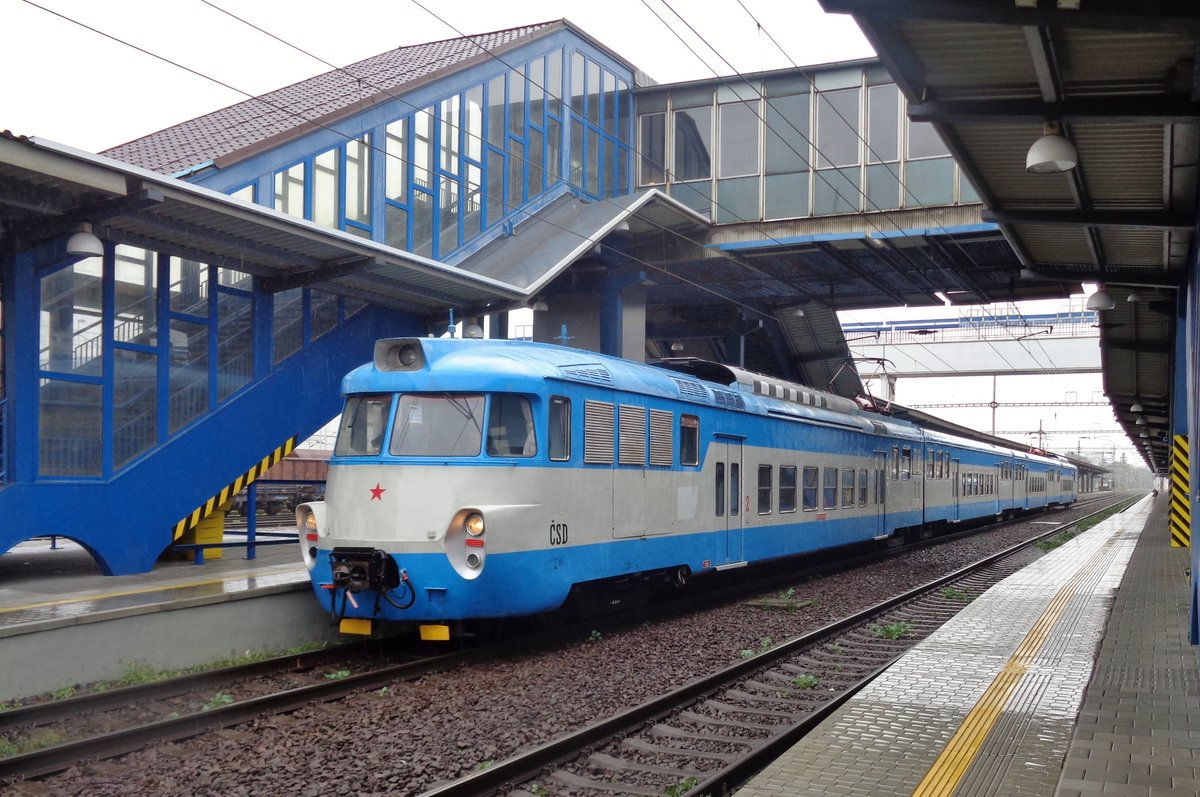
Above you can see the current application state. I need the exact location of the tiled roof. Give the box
[103,21,560,175]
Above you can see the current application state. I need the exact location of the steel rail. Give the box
[0,494,1130,785]
[418,494,1134,797]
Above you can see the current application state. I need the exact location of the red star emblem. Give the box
[369,483,385,501]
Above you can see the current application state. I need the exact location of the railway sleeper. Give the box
[778,655,866,672]
[724,687,820,707]
[838,631,923,650]
[547,769,665,796]
[647,723,758,746]
[771,665,874,683]
[678,709,778,732]
[741,677,833,697]
[621,736,740,762]
[586,751,698,778]
[701,698,800,719]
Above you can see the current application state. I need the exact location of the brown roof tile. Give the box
[103,21,559,175]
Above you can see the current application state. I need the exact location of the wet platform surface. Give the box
[0,532,308,636]
[738,495,1195,797]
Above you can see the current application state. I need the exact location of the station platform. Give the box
[738,494,1197,797]
[0,532,333,700]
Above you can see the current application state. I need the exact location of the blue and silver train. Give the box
[297,337,1077,638]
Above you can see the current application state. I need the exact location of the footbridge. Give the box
[844,306,1101,380]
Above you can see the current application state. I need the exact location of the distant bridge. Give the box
[845,308,1100,378]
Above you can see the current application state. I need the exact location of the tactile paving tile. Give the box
[737,501,1149,797]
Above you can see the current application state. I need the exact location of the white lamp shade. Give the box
[1085,289,1115,311]
[1026,133,1078,174]
[66,230,104,257]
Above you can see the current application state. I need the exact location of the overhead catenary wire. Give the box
[728,0,1063,371]
[26,0,1052,376]
[644,0,1039,374]
[648,0,1030,378]
[191,0,832,317]
[17,0,781,322]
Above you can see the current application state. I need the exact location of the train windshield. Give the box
[390,394,484,457]
[335,394,393,456]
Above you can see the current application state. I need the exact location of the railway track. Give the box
[0,639,504,782]
[0,495,1131,788]
[419,495,1133,797]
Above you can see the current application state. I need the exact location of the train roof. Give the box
[347,338,1075,468]
[350,337,885,434]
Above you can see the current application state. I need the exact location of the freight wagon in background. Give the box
[231,450,329,516]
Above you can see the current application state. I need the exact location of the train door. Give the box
[714,437,745,565]
[873,451,888,539]
[1005,458,1014,511]
[950,458,961,521]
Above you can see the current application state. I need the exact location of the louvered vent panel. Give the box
[584,400,615,464]
[618,405,647,465]
[673,378,709,402]
[649,409,674,466]
[712,389,745,410]
[560,364,613,385]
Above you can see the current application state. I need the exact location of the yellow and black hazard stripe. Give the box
[172,436,297,541]
[1170,434,1191,547]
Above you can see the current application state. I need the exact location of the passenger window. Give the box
[802,466,819,511]
[927,452,936,479]
[900,447,912,480]
[486,395,536,456]
[680,414,699,466]
[780,466,797,513]
[335,394,393,456]
[841,468,855,507]
[715,462,725,516]
[857,469,868,506]
[549,396,570,461]
[891,446,900,479]
[823,467,838,510]
[758,465,773,515]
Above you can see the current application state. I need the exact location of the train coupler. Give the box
[329,548,401,593]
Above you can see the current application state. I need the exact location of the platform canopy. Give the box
[0,133,526,314]
[819,0,1200,473]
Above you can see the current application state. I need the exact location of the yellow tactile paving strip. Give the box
[737,499,1147,797]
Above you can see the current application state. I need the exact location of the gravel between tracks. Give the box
[13,508,1103,797]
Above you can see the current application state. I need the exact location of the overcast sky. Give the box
[3,0,872,153]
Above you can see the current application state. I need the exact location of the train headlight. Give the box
[464,512,485,537]
[296,502,326,572]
